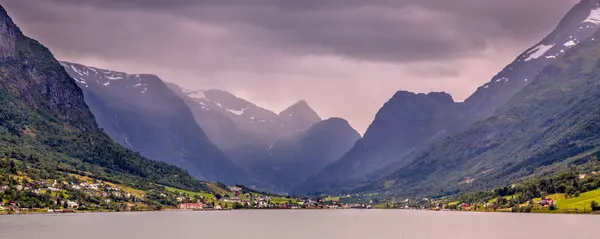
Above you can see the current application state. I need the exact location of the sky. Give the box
[1,0,580,133]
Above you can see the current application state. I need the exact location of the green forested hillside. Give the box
[0,5,211,193]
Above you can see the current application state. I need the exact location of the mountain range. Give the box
[4,0,600,200]
[297,0,600,196]
[56,62,360,193]
[167,83,358,192]
[59,62,251,185]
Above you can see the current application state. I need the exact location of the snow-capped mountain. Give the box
[466,0,600,120]
[168,84,321,146]
[60,62,149,93]
[60,62,253,185]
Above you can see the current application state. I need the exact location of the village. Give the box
[175,186,374,211]
[1,177,375,214]
[0,177,148,214]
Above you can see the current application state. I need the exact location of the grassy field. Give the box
[164,186,216,201]
[69,174,145,197]
[324,196,341,202]
[556,188,600,211]
[531,188,600,213]
[271,196,297,204]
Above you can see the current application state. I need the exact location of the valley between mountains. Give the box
[4,0,600,214]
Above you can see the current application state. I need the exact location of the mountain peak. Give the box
[277,100,321,133]
[426,92,454,104]
[280,100,320,119]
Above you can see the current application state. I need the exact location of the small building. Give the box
[228,186,242,193]
[538,198,554,207]
[178,203,204,210]
[66,201,79,208]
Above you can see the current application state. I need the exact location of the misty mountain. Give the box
[168,83,361,192]
[297,0,600,195]
[0,5,211,191]
[60,62,250,185]
[255,117,360,191]
[296,92,463,194]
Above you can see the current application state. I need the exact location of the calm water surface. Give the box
[0,210,598,239]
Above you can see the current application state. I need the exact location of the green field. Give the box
[532,188,600,213]
[164,186,216,201]
[271,196,297,204]
[324,196,341,202]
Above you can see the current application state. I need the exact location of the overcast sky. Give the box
[2,0,579,133]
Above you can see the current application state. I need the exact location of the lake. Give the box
[0,210,598,239]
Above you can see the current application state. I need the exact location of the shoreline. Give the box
[3,207,599,216]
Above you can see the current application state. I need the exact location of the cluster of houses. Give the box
[0,179,138,212]
[175,187,374,211]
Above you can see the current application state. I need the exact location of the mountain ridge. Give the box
[297,0,600,195]
[59,61,251,185]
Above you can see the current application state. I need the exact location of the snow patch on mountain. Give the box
[226,108,247,116]
[524,44,555,61]
[564,40,577,47]
[583,7,600,25]
[60,62,149,94]
[182,88,206,99]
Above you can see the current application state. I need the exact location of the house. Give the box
[66,201,79,208]
[257,196,271,201]
[228,186,242,193]
[538,198,554,207]
[224,197,242,203]
[178,203,204,210]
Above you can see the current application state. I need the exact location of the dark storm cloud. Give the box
[0,0,581,132]
[2,0,578,63]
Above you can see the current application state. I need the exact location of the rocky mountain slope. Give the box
[298,0,600,195]
[371,26,600,197]
[60,62,250,185]
[296,92,463,194]
[0,5,211,192]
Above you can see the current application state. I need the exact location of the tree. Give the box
[591,201,600,211]
[565,186,576,198]
[8,160,17,174]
